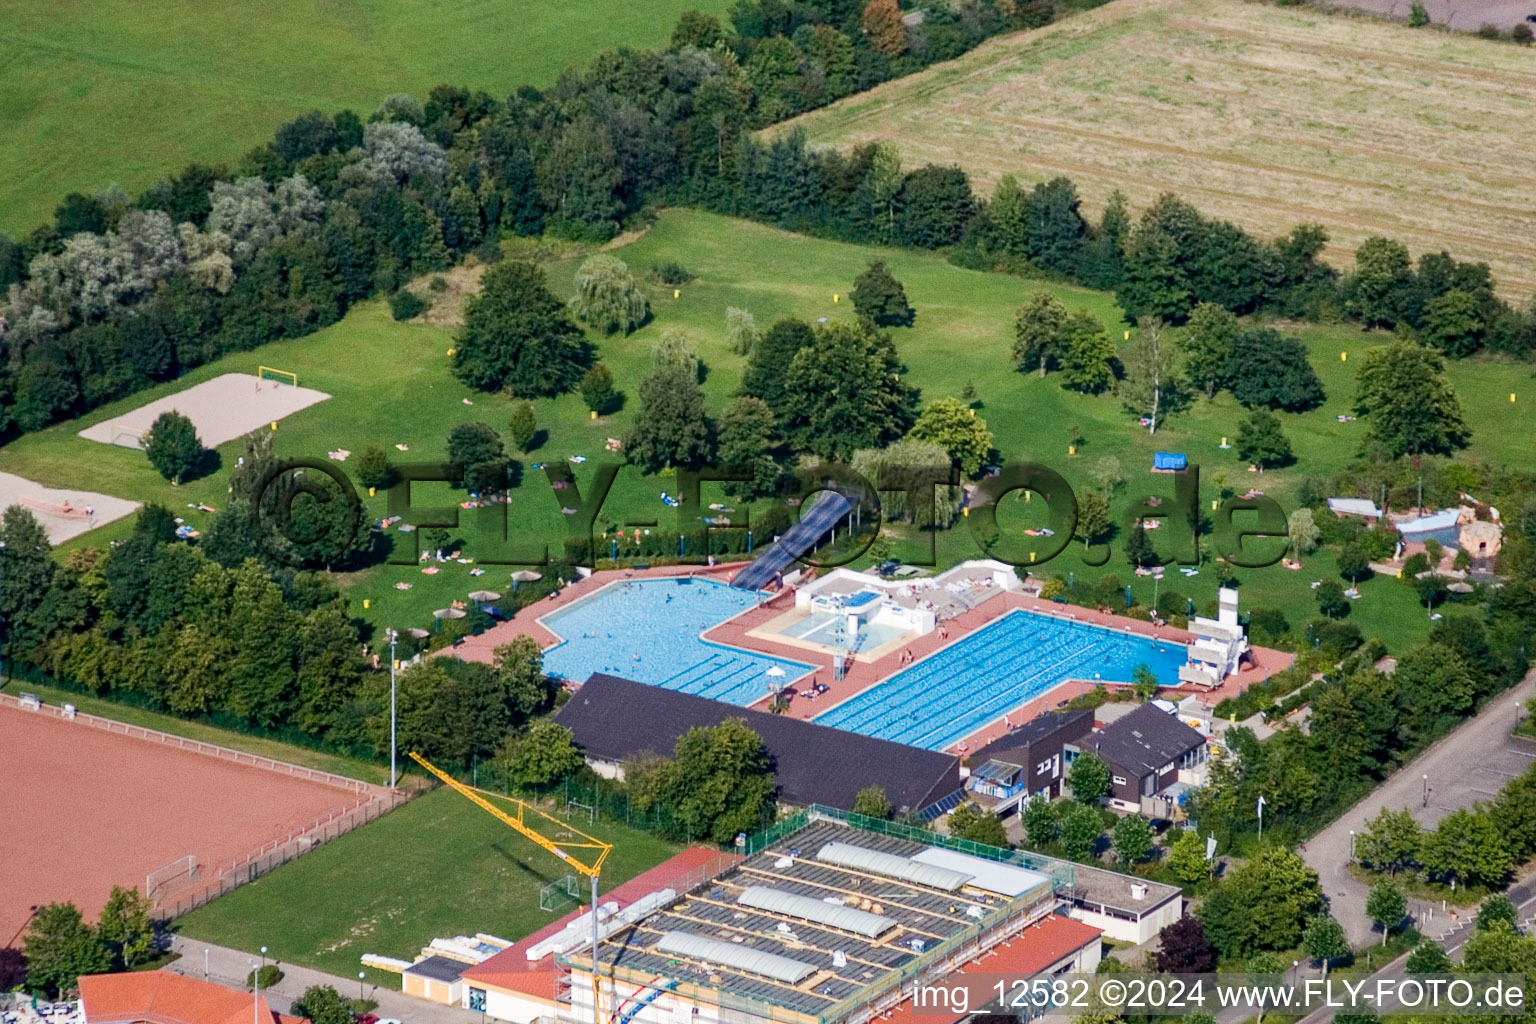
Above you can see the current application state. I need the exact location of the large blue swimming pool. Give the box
[540,578,814,704]
[813,609,1188,751]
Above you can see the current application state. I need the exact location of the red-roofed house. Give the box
[461,847,735,1024]
[874,916,1103,1024]
[79,972,307,1024]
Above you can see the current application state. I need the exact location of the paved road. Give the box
[166,936,480,1024]
[1302,671,1536,946]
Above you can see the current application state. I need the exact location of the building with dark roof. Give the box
[1081,703,1208,813]
[403,955,468,1005]
[966,709,1094,813]
[553,673,961,816]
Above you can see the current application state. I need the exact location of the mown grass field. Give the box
[5,209,1530,647]
[175,786,679,980]
[0,0,727,234]
[783,0,1536,296]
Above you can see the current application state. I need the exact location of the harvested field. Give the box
[786,0,1536,296]
[0,695,390,938]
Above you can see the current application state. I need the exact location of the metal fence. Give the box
[0,691,413,921]
[0,692,377,797]
[151,792,409,920]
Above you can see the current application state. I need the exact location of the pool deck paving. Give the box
[447,563,1290,755]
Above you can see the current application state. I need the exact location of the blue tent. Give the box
[1153,451,1187,471]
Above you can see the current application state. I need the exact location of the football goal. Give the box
[539,874,579,912]
[257,366,299,389]
[108,424,146,449]
[145,854,199,900]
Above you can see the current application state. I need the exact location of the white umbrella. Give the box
[511,570,543,582]
[434,607,467,620]
[407,627,431,639]
[468,589,502,602]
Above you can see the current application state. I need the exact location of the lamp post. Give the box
[1422,773,1430,808]
[1349,830,1356,862]
[385,628,399,788]
[359,972,366,1002]
[249,960,260,1024]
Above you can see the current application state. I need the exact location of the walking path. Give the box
[167,936,479,1024]
[1302,669,1536,945]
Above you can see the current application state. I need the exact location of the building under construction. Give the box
[549,808,1100,1024]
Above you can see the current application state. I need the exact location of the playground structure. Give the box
[19,495,93,520]
[407,751,614,1024]
[0,472,138,544]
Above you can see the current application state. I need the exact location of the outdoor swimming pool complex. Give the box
[814,610,1188,751]
[539,578,814,704]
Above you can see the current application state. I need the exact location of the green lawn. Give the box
[175,786,679,980]
[0,0,728,234]
[0,677,389,784]
[4,208,1529,648]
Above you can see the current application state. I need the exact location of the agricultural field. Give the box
[8,209,1529,647]
[0,0,727,234]
[175,786,679,980]
[785,0,1536,297]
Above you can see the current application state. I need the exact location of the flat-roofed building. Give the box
[555,809,1098,1024]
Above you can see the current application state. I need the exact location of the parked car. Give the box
[353,1014,378,1024]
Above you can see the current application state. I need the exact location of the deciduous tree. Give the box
[949,803,1010,848]
[853,785,893,820]
[569,254,649,335]
[1182,302,1238,399]
[1354,341,1467,456]
[1120,318,1180,433]
[143,410,203,483]
[1013,292,1070,377]
[1355,806,1421,875]
[1157,916,1217,974]
[626,365,714,471]
[907,397,992,476]
[1112,814,1154,864]
[1068,753,1111,803]
[1364,878,1407,944]
[23,903,110,997]
[781,320,915,459]
[455,261,588,397]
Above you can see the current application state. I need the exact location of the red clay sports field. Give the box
[0,695,394,939]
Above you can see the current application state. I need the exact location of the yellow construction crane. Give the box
[408,751,613,1024]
